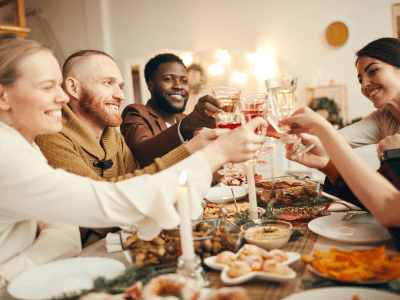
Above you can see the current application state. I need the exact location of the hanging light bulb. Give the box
[217,49,230,64]
[181,52,193,67]
[232,71,248,84]
[209,63,224,76]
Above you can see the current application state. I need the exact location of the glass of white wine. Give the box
[212,86,241,113]
[265,76,314,159]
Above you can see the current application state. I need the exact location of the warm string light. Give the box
[183,47,282,93]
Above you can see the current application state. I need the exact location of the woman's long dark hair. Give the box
[356,38,400,68]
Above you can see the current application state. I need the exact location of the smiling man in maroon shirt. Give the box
[121,53,222,167]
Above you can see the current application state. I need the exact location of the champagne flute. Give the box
[265,76,314,159]
[239,94,273,165]
[212,86,241,112]
[215,112,243,176]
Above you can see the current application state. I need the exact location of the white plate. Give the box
[204,249,300,271]
[204,186,247,204]
[7,257,125,300]
[282,287,400,300]
[220,264,296,285]
[307,264,390,285]
[308,212,392,244]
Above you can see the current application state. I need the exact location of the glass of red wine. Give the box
[215,112,244,176]
[239,94,273,165]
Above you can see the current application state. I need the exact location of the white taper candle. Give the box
[177,171,195,260]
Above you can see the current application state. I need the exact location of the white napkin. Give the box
[322,192,362,211]
[105,231,130,253]
[326,201,362,212]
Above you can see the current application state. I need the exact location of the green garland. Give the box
[308,97,343,129]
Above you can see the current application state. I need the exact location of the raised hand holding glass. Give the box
[265,76,314,159]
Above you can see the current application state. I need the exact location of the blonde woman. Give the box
[0,34,267,287]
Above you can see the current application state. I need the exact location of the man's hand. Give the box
[180,95,223,139]
[377,134,400,159]
[286,133,330,169]
[185,128,227,154]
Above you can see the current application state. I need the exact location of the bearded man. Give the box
[35,50,206,247]
[121,53,222,167]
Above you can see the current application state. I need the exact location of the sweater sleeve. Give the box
[35,133,191,183]
[338,110,383,148]
[121,104,184,167]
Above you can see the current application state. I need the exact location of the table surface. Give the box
[2,213,398,300]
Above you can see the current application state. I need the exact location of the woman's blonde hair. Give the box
[0,33,52,86]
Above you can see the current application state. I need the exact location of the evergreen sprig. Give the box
[50,265,177,300]
[233,209,251,226]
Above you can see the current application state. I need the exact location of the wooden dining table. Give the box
[1,212,398,300]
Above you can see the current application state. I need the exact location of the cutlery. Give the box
[341,211,369,221]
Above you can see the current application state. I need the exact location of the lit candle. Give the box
[246,163,258,220]
[177,171,196,260]
[271,138,277,178]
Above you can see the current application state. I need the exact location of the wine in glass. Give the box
[239,94,273,165]
[215,112,243,176]
[212,86,241,113]
[265,76,314,159]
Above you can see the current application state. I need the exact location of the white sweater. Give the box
[0,121,211,287]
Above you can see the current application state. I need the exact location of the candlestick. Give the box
[245,163,258,220]
[271,138,277,178]
[177,171,195,261]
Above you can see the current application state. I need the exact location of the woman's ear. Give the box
[64,77,80,100]
[0,85,11,111]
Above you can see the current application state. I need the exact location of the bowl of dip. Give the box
[241,220,293,250]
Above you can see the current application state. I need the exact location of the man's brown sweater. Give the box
[35,104,190,246]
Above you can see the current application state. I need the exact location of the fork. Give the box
[341,211,368,221]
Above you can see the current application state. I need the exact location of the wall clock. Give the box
[325,21,349,48]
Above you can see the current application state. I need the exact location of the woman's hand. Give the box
[280,106,328,135]
[285,133,330,169]
[377,134,400,159]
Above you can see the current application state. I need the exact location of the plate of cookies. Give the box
[203,244,299,285]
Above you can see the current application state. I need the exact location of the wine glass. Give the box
[212,86,241,112]
[265,76,314,159]
[239,94,273,165]
[215,112,244,176]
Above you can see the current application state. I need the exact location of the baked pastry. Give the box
[215,251,237,266]
[261,259,288,275]
[241,254,263,271]
[268,249,288,263]
[239,244,267,260]
[228,261,252,278]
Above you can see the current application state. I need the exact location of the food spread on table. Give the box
[30,172,400,300]
[123,221,242,266]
